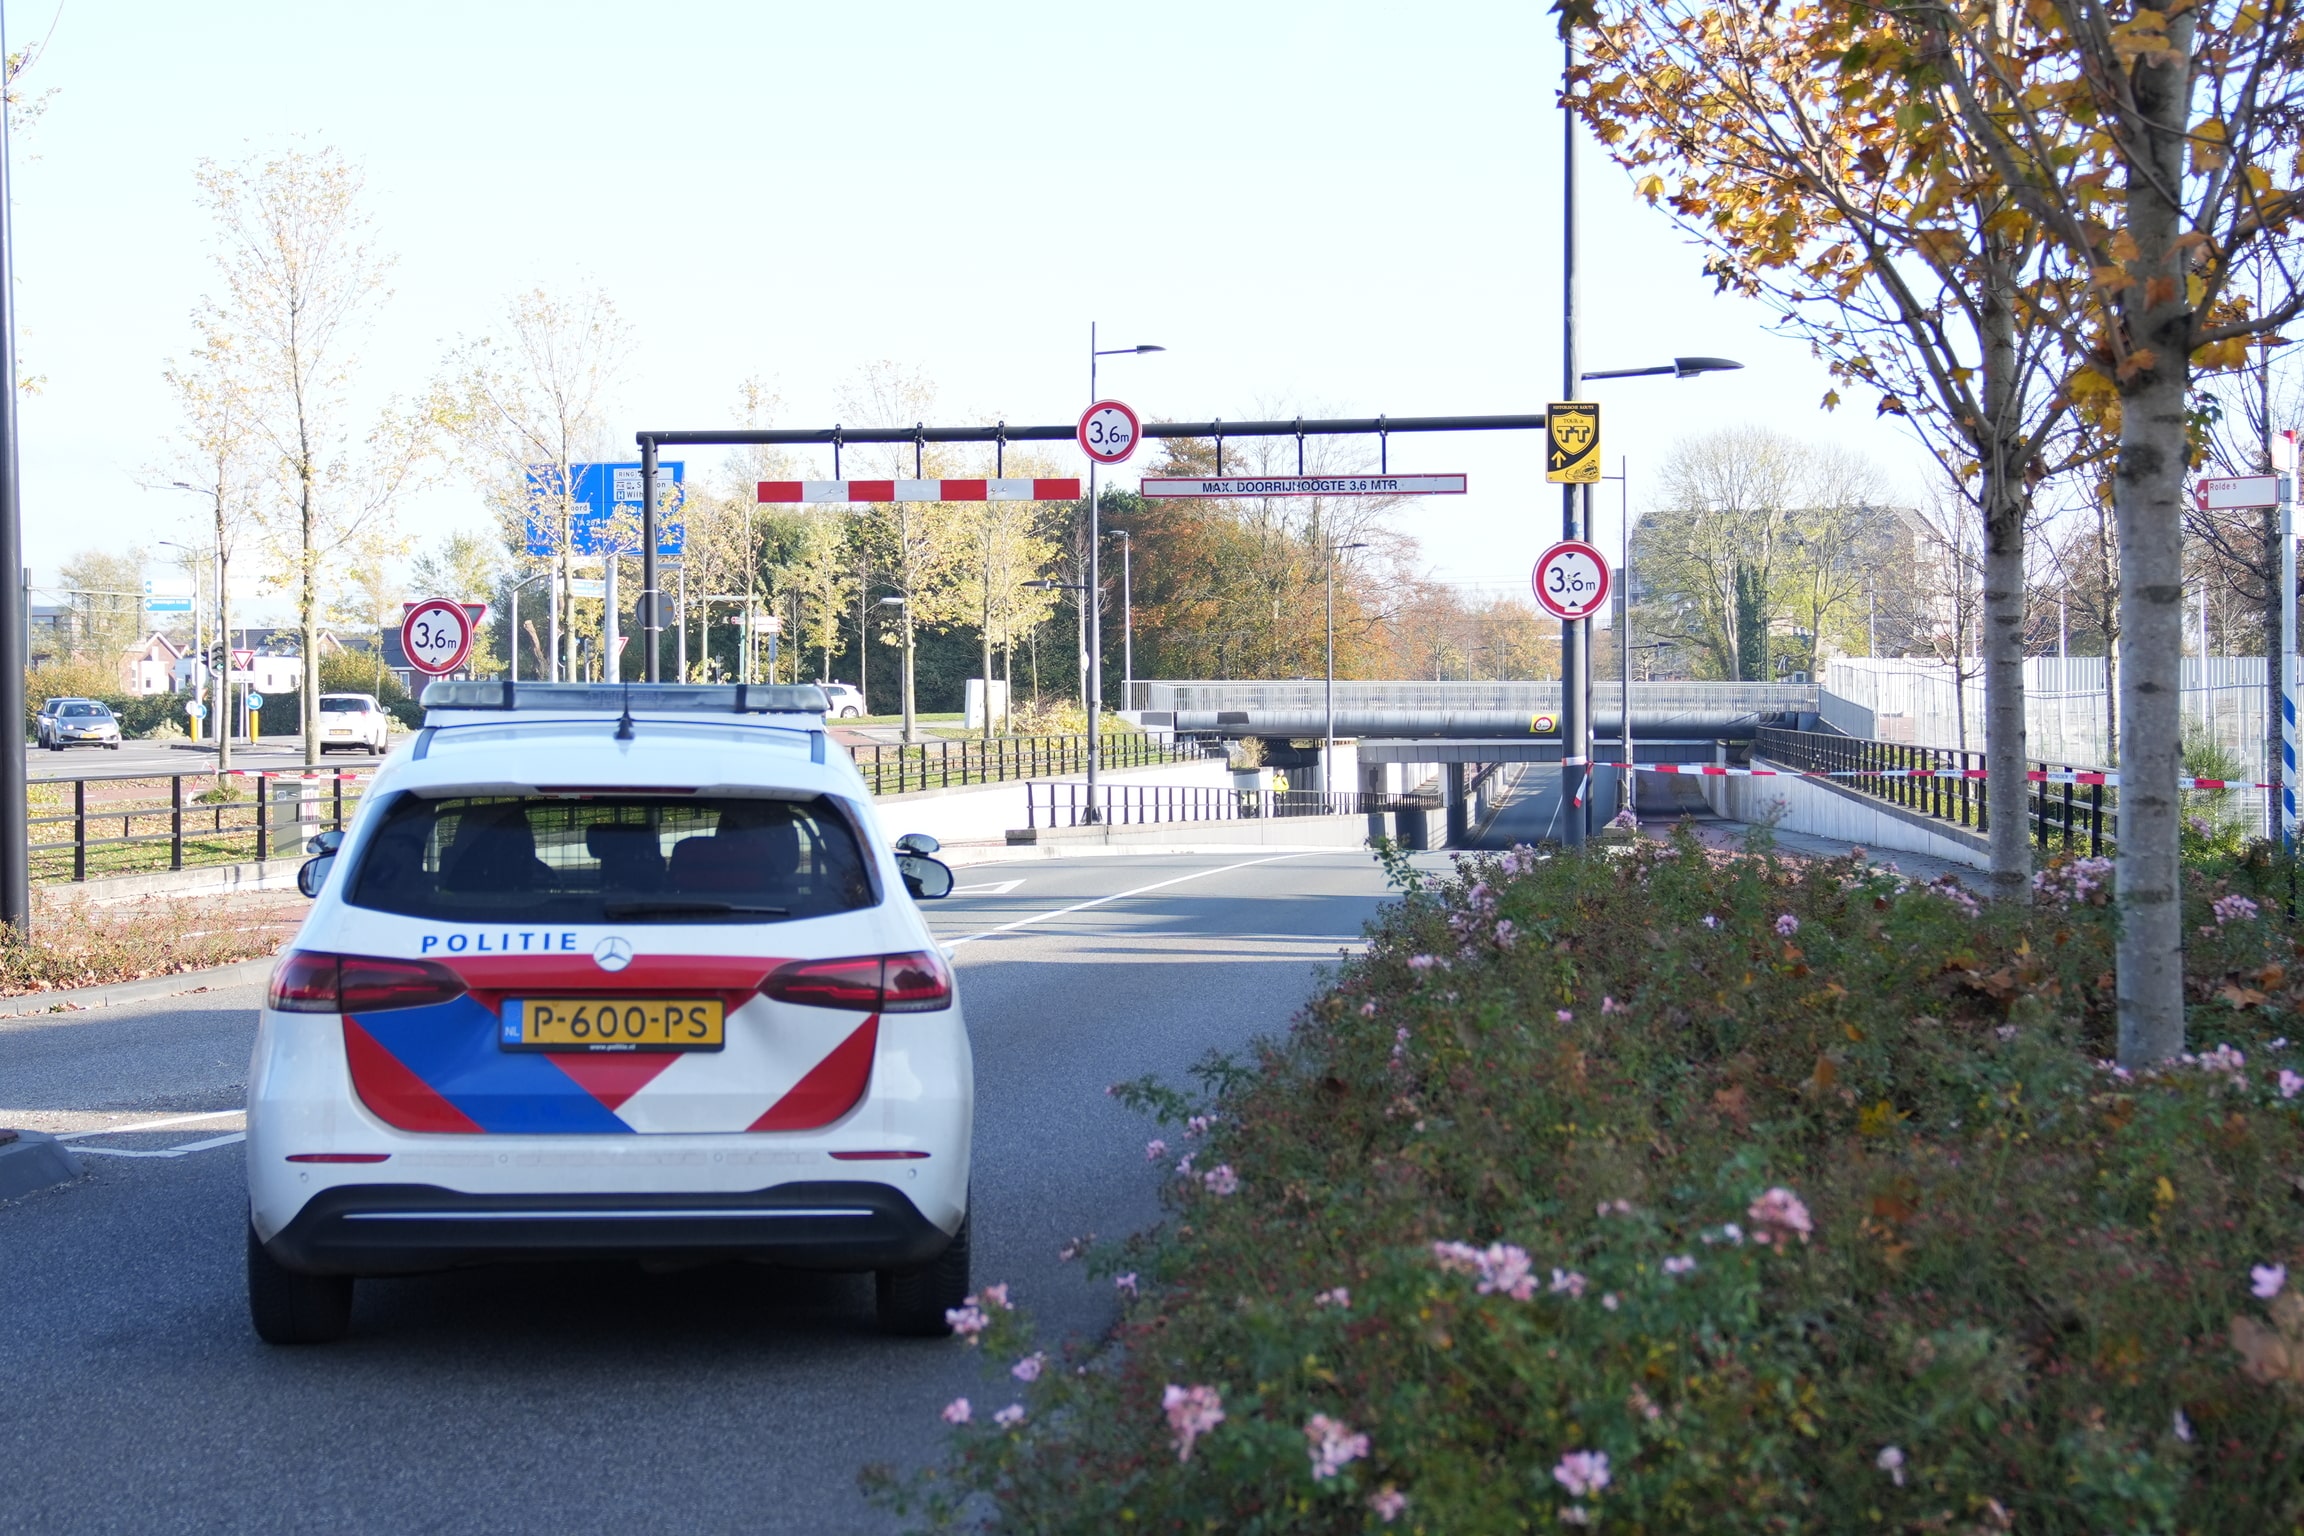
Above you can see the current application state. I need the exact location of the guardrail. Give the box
[845,732,1208,795]
[1754,727,2114,854]
[30,767,367,885]
[1026,781,1425,829]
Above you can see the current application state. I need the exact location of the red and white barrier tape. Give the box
[1594,762,2271,791]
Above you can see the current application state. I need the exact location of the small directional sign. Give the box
[1546,401,1601,484]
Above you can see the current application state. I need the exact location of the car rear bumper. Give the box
[260,1179,955,1276]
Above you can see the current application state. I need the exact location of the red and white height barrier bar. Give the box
[757,478,1081,505]
[1604,762,2271,790]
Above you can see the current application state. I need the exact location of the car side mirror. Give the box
[296,853,336,899]
[895,832,941,855]
[896,853,954,900]
[306,829,344,855]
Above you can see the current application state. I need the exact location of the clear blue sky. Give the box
[8,0,1927,619]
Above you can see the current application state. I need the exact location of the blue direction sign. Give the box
[522,461,687,557]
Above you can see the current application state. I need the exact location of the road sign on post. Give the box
[521,461,688,556]
[1533,540,1612,621]
[1546,401,1601,484]
[2193,474,2290,511]
[1139,473,1468,498]
[231,647,254,672]
[1077,401,1140,465]
[401,597,477,677]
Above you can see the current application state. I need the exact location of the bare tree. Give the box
[158,330,264,774]
[194,146,424,766]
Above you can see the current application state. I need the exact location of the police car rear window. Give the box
[344,794,875,924]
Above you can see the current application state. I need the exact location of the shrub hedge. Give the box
[872,831,2304,1533]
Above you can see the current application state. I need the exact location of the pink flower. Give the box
[1305,1413,1370,1481]
[2283,1069,2304,1100]
[1407,954,1437,971]
[993,1403,1026,1428]
[2174,1408,2194,1443]
[944,1305,989,1338]
[1701,914,1720,929]
[1368,1486,1409,1523]
[1431,1240,1484,1275]
[1876,1445,1906,1486]
[978,1283,1010,1310]
[1012,1352,1045,1382]
[941,1397,972,1425]
[1552,1448,1611,1497]
[1175,1153,1195,1177]
[1747,1186,1813,1245]
[1187,1114,1216,1136]
[1601,1292,1620,1311]
[1314,1287,1351,1308]
[1775,913,1800,936]
[1360,999,1379,1017]
[1203,1164,1240,1196]
[1114,1272,1138,1297]
[1601,996,1621,1014]
[1549,1267,1588,1299]
[1476,1243,1537,1301]
[1163,1383,1225,1462]
[1058,1235,1092,1262]
[2215,893,2262,924]
[1597,1198,1632,1216]
[1145,1138,1168,1162]
[1556,1009,1574,1023]
[1560,1509,1592,1527]
[1663,1254,1697,1275]
[2253,1263,2287,1299]
[1493,919,1518,947]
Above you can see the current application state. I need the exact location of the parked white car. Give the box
[822,683,865,718]
[316,693,391,754]
[244,680,969,1344]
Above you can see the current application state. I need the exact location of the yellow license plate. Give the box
[507,998,725,1053]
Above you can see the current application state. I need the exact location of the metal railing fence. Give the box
[29,768,367,884]
[1755,727,2115,855]
[846,732,1207,795]
[1027,781,1426,829]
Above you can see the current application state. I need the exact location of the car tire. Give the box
[839,707,861,719]
[247,1220,354,1345]
[105,741,120,750]
[875,1208,970,1337]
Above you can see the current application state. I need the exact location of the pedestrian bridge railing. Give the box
[1754,727,2115,855]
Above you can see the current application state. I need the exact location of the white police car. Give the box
[244,681,971,1344]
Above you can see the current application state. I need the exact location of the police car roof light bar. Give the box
[419,680,831,717]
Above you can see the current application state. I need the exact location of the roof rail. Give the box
[420,680,829,717]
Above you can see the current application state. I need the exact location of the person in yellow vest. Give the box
[1271,770,1289,796]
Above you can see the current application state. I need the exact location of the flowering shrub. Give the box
[868,827,2304,1531]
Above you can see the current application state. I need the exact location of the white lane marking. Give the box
[942,853,1321,949]
[54,1109,242,1142]
[71,1131,246,1159]
[950,878,1024,895]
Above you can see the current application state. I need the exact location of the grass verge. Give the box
[0,888,301,996]
[870,831,2304,1532]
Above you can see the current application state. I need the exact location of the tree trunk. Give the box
[1979,277,2031,896]
[300,462,320,769]
[2113,19,2197,1066]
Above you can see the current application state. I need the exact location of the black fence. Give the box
[1754,728,2114,855]
[30,768,368,884]
[1026,781,1425,829]
[846,732,1208,796]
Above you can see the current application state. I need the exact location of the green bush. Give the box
[874,835,2304,1532]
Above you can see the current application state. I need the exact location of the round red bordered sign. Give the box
[400,598,475,676]
[1532,540,1612,621]
[1077,399,1141,465]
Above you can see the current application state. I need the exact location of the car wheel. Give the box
[246,1220,354,1345]
[105,742,120,750]
[875,1208,971,1337]
[840,707,862,719]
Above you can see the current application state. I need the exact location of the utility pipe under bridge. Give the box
[1163,708,1789,741]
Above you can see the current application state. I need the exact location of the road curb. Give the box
[0,1129,81,1199]
[0,955,277,1019]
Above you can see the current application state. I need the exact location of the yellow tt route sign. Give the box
[1547,401,1601,484]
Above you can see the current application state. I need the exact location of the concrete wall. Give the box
[1698,759,1988,869]
[1001,813,1370,860]
[872,758,1237,854]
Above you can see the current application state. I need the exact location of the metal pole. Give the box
[603,549,620,684]
[1121,530,1133,712]
[677,563,687,682]
[1560,23,1588,850]
[0,10,29,932]
[1086,323,1101,823]
[1619,455,1631,811]
[2283,491,2297,847]
[639,438,661,682]
[1325,548,1336,793]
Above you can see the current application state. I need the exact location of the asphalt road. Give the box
[27,736,392,779]
[0,846,1425,1535]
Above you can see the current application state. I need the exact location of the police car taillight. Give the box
[762,951,952,1013]
[267,951,469,1013]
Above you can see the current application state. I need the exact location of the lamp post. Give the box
[507,570,551,682]
[1085,327,1164,822]
[1116,528,1134,715]
[1326,541,1368,795]
[878,595,912,743]
[1575,357,1743,828]
[166,483,234,775]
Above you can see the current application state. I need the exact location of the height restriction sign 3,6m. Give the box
[1533,540,1611,622]
[401,598,477,676]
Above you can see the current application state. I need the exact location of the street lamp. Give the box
[1325,542,1368,796]
[878,595,913,742]
[1084,328,1164,823]
[165,482,236,775]
[154,539,204,742]
[1575,356,1744,827]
